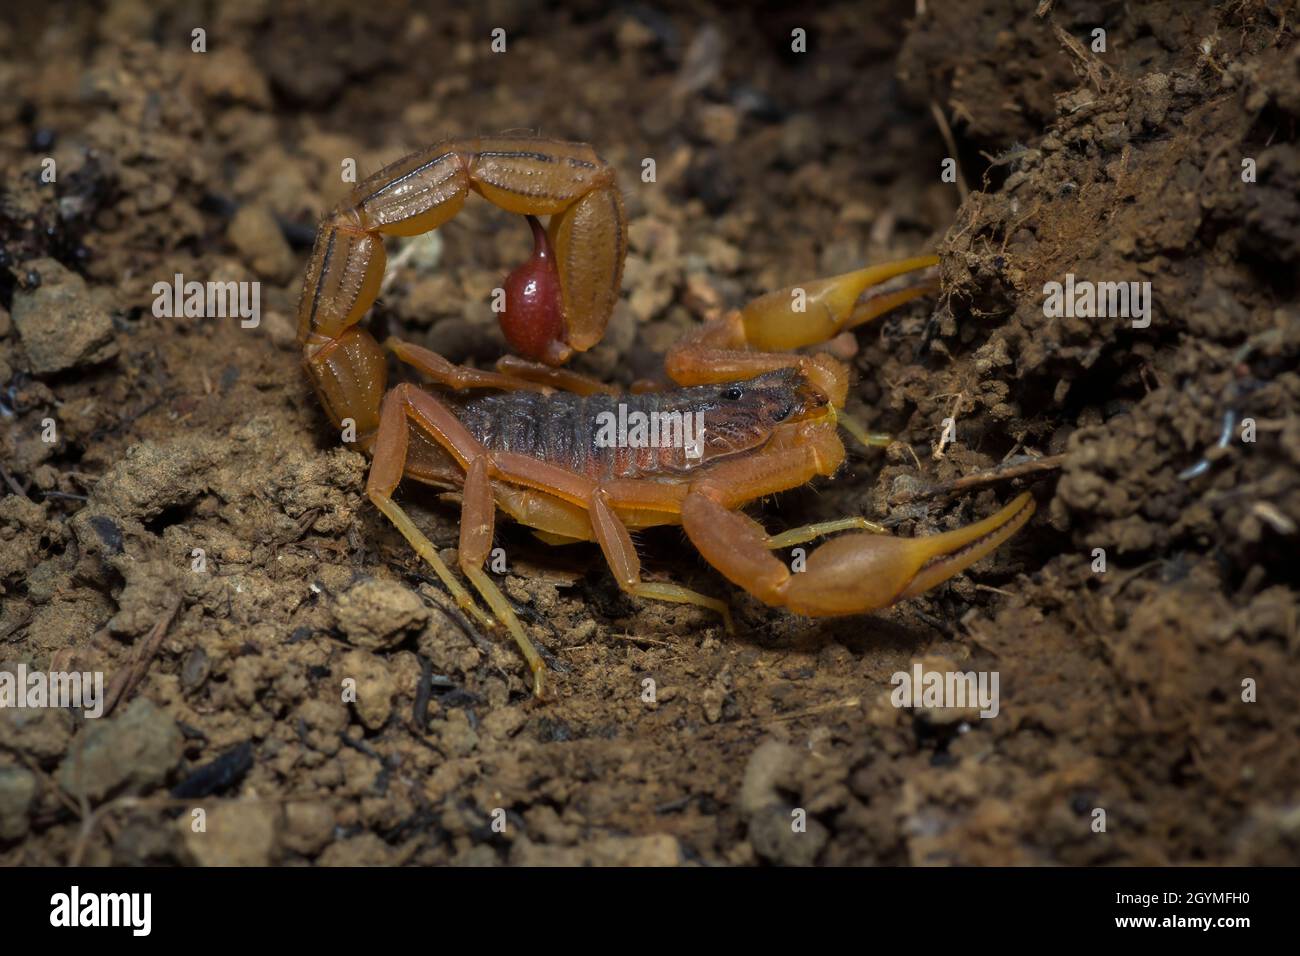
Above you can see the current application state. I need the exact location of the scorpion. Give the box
[296,134,1035,698]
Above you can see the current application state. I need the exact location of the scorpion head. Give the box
[694,367,832,459]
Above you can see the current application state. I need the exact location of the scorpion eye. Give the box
[722,386,743,401]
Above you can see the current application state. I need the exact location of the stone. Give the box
[339,649,395,730]
[334,578,430,650]
[182,801,280,866]
[226,205,294,282]
[57,698,182,802]
[282,801,336,856]
[0,766,37,841]
[11,258,117,374]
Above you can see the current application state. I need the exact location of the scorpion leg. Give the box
[387,338,552,394]
[588,482,733,631]
[459,457,733,629]
[368,384,550,697]
[387,340,616,395]
[460,457,547,698]
[764,516,888,549]
[367,386,493,630]
[390,338,618,398]
[493,356,620,396]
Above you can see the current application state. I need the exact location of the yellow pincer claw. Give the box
[738,254,941,352]
[780,493,1036,617]
[897,492,1036,599]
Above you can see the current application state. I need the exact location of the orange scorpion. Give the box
[296,134,1035,697]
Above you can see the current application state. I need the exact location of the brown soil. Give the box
[1,1,1297,866]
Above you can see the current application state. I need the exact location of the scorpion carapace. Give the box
[295,133,1037,698]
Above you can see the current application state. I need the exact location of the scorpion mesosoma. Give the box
[297,134,1035,698]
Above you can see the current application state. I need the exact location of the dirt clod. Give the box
[0,767,37,841]
[182,801,281,867]
[227,205,296,283]
[10,258,117,374]
[340,649,396,730]
[57,699,182,803]
[333,579,430,651]
[282,801,336,857]
[0,707,73,765]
